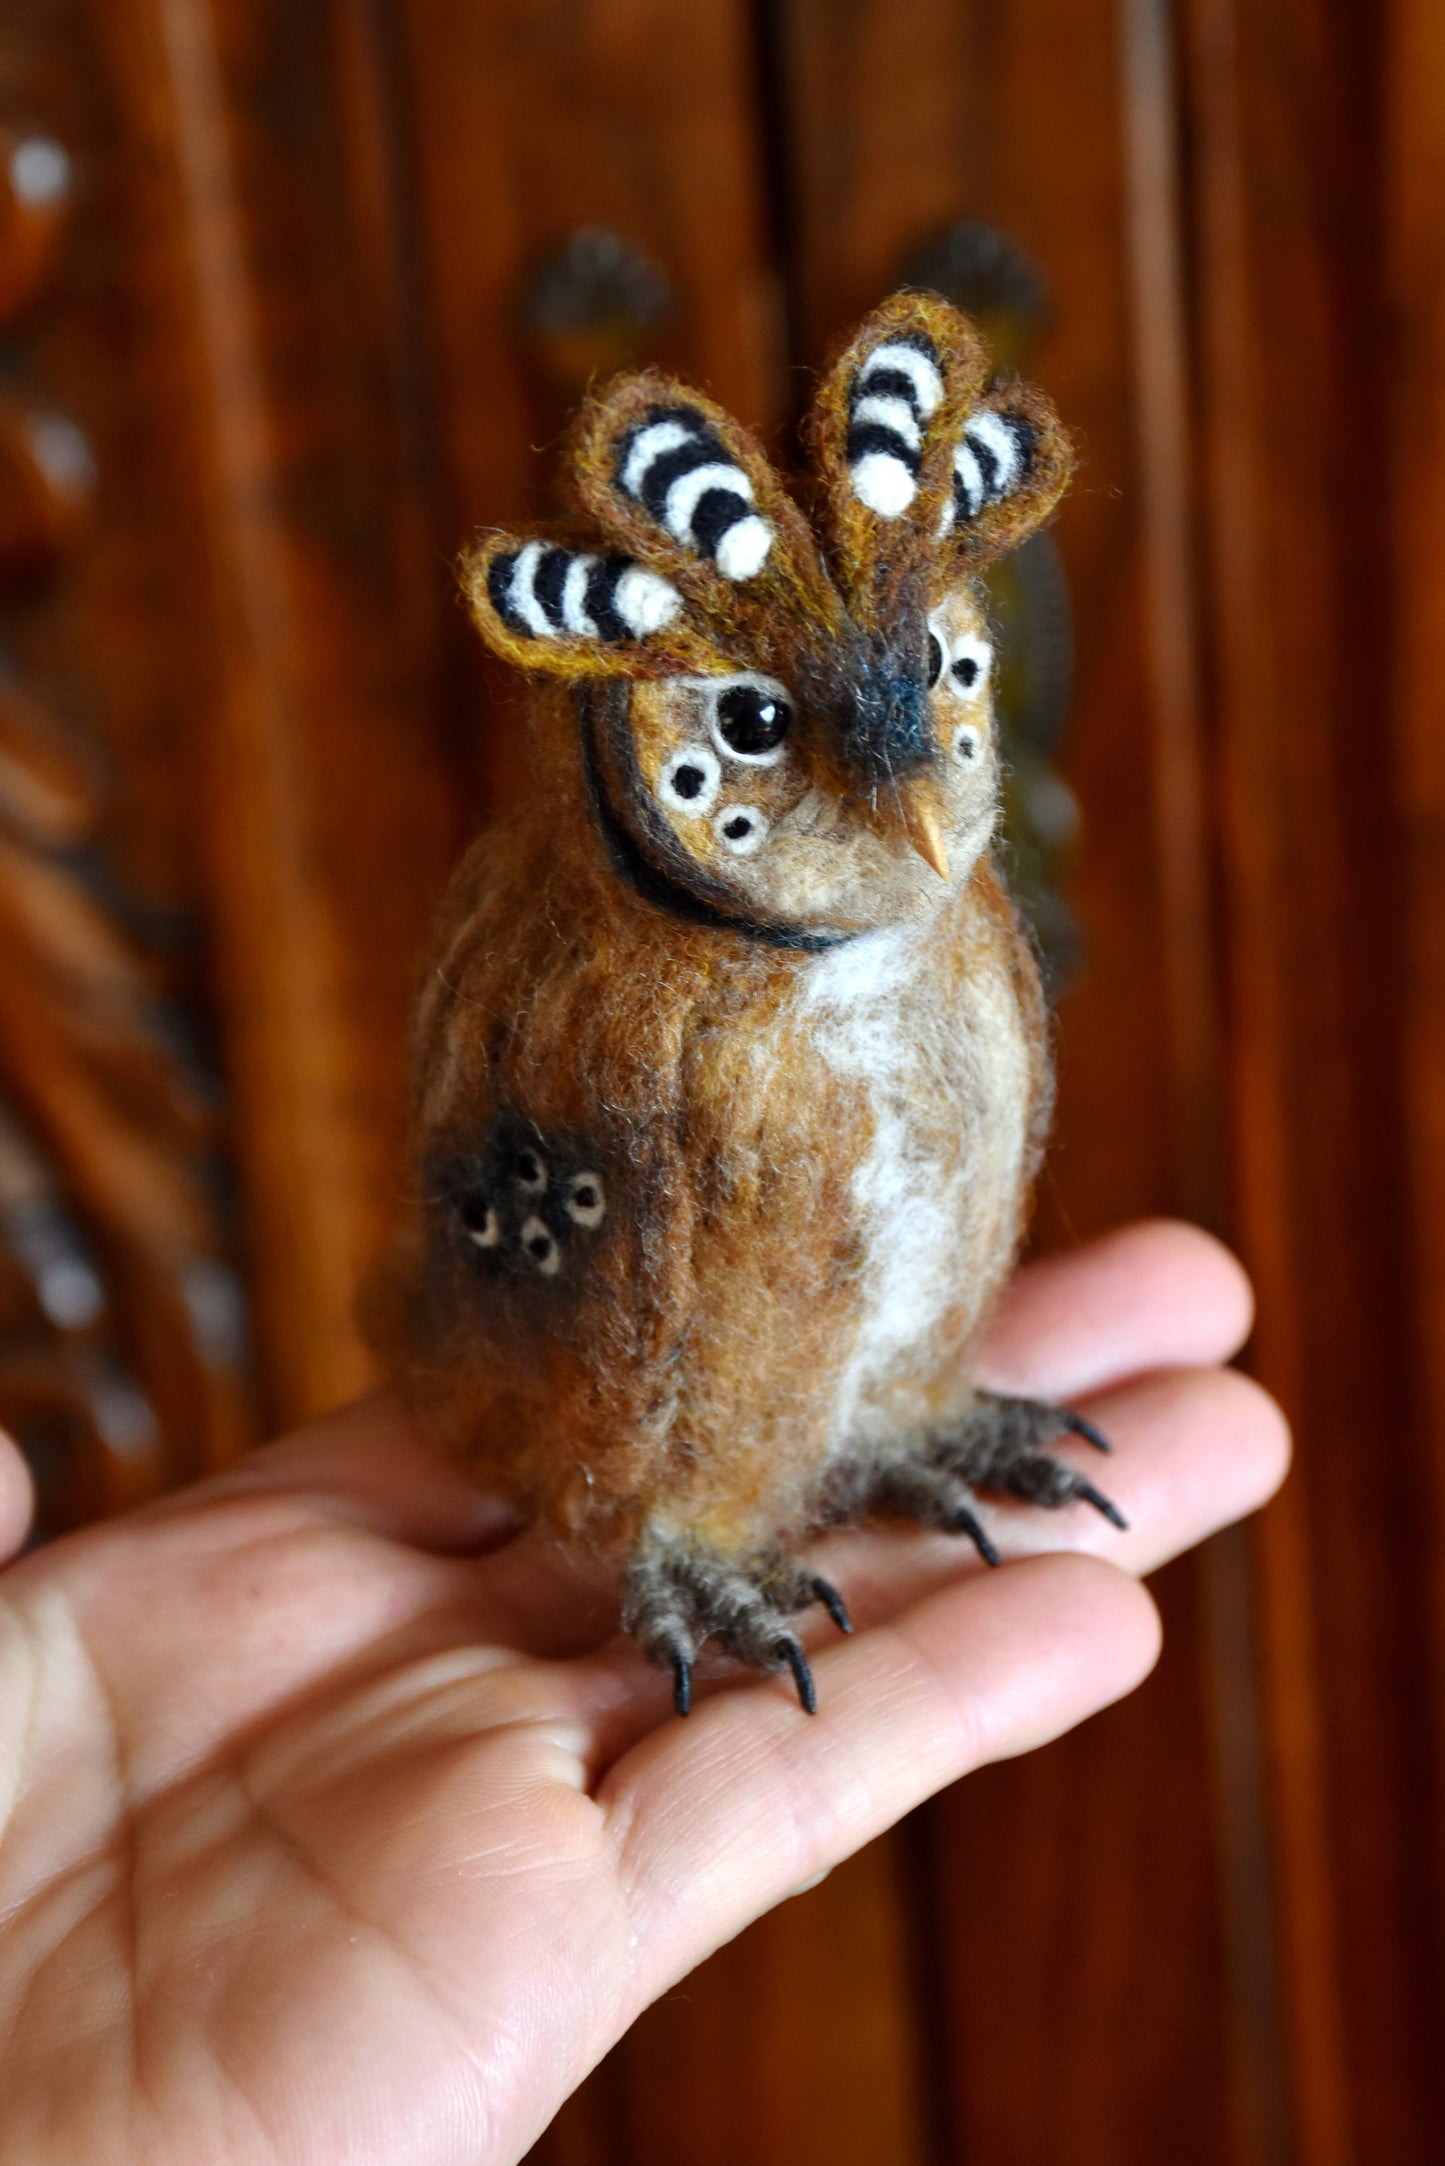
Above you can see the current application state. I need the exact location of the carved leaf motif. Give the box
[0,683,252,1528]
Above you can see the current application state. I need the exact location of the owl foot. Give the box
[622,1538,852,1715]
[930,1390,1126,1537]
[844,1391,1125,1561]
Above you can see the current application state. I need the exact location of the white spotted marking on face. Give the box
[713,805,770,856]
[566,1173,607,1229]
[520,1215,560,1276]
[659,743,722,816]
[953,722,982,764]
[949,633,991,698]
[926,612,992,704]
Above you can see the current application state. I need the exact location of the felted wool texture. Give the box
[382,662,1051,1568]
[380,292,1069,1586]
[568,370,846,681]
[462,533,733,685]
[808,291,993,631]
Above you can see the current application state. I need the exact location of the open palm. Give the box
[0,1222,1287,2165]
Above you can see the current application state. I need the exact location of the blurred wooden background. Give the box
[3,0,1444,2158]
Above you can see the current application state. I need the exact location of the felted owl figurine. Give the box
[384,291,1122,1715]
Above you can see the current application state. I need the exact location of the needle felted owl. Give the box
[385,292,1122,1715]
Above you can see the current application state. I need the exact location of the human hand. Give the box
[0,1221,1287,2165]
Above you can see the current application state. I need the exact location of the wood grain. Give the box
[394,0,786,817]
[83,0,466,1423]
[5,0,1442,2156]
[1187,0,1442,2153]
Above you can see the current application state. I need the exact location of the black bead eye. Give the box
[927,633,944,687]
[716,683,791,756]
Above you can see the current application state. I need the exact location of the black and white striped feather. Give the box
[844,332,946,518]
[486,542,683,647]
[937,409,1036,536]
[842,327,1037,538]
[615,405,774,581]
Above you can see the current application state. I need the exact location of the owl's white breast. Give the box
[796,910,1034,1449]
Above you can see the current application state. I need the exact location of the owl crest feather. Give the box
[462,292,1073,685]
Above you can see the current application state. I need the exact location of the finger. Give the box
[0,1424,35,1563]
[978,1219,1255,1400]
[604,1553,1159,1998]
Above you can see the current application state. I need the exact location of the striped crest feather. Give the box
[811,292,1073,620]
[462,299,1071,684]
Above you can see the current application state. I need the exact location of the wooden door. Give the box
[2,0,1441,2158]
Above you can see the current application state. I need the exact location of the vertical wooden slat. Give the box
[1186,0,1443,2154]
[91,0,464,1424]
[394,0,787,819]
[1386,0,1445,2140]
[1119,6,1288,2160]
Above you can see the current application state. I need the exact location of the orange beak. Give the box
[893,782,951,881]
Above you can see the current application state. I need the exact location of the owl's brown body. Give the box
[404,714,1050,1565]
[384,295,1119,1709]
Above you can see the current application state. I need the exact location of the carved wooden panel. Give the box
[2,1,1441,2161]
[0,105,249,1529]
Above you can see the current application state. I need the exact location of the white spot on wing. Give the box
[466,1208,500,1249]
[520,1216,560,1276]
[566,1174,606,1228]
[515,1149,548,1196]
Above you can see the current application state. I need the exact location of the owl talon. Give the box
[1074,1480,1128,1531]
[948,1507,1001,1568]
[624,1537,838,1713]
[778,1638,818,1714]
[1064,1412,1112,1454]
[811,1576,853,1634]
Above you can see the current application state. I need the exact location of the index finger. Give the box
[977,1218,1254,1400]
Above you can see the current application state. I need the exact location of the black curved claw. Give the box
[778,1638,817,1715]
[949,1507,1001,1568]
[1064,1411,1112,1454]
[1075,1480,1128,1531]
[811,1576,853,1635]
[672,1655,693,1717]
